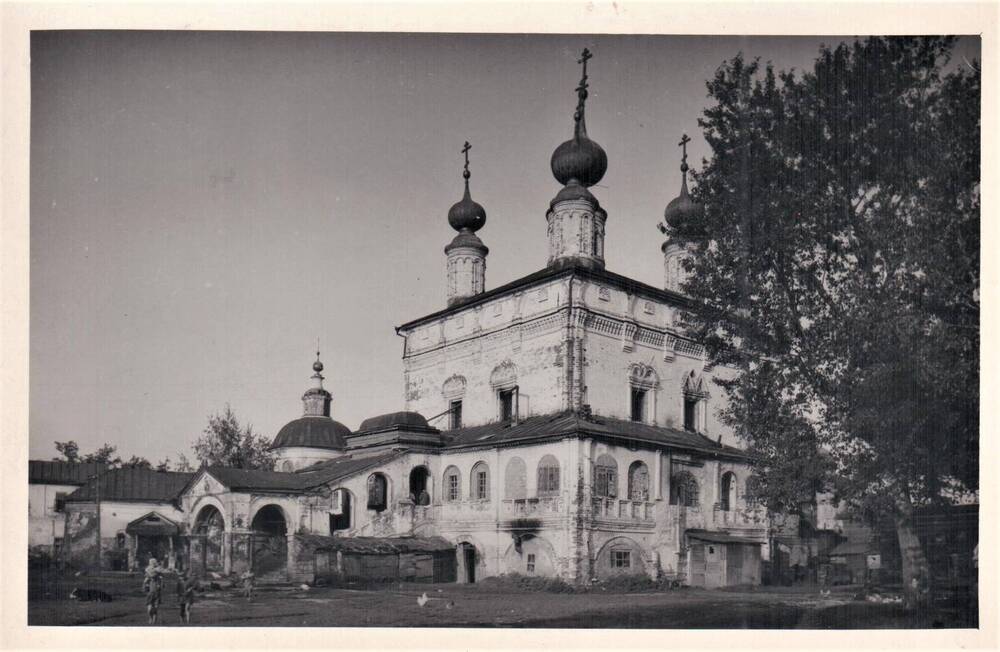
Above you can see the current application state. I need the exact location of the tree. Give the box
[123,456,152,469]
[672,37,979,608]
[192,405,276,470]
[53,440,80,463]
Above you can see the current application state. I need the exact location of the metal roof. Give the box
[299,533,455,554]
[396,262,693,333]
[440,410,750,460]
[686,529,764,545]
[66,468,194,503]
[29,460,108,486]
[199,451,405,493]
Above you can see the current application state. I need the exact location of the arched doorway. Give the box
[409,466,431,504]
[191,504,225,575]
[457,542,478,584]
[251,505,288,577]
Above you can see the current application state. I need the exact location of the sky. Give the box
[29,32,981,464]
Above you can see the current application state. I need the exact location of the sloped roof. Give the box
[29,460,107,486]
[66,468,193,503]
[440,411,750,460]
[200,451,404,493]
[356,411,433,434]
[297,533,455,554]
[687,529,765,545]
[396,262,693,332]
[829,541,873,557]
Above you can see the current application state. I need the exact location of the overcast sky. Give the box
[29,32,981,464]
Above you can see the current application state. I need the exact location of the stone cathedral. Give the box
[60,50,768,588]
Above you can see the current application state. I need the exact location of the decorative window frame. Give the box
[682,370,710,433]
[626,362,660,425]
[471,461,490,501]
[443,466,462,503]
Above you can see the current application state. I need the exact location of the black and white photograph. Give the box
[3,4,990,642]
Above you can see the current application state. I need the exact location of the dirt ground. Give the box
[27,571,977,629]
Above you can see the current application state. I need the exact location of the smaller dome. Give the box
[271,416,350,451]
[444,230,489,255]
[447,184,487,233]
[663,177,704,230]
[358,411,431,433]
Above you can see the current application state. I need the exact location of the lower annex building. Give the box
[58,49,769,588]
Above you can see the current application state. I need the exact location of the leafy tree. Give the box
[192,405,275,470]
[173,453,195,473]
[53,440,80,463]
[81,443,122,466]
[671,37,979,608]
[123,455,152,469]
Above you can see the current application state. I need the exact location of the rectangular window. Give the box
[450,400,463,429]
[476,471,488,500]
[499,389,514,421]
[54,492,68,513]
[448,474,459,501]
[527,553,536,574]
[611,550,631,569]
[630,388,646,422]
[684,397,698,431]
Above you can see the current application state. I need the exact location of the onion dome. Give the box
[663,133,704,230]
[447,141,487,233]
[550,48,607,191]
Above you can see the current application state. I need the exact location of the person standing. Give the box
[176,571,195,624]
[241,569,255,601]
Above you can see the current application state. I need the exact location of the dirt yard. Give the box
[27,571,977,629]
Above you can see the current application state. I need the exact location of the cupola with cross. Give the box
[659,133,704,292]
[445,141,489,306]
[546,48,608,271]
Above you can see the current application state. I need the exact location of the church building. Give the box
[61,49,767,588]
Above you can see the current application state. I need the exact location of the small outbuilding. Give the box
[296,534,456,586]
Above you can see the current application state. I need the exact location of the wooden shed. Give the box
[305,535,456,586]
[685,530,763,588]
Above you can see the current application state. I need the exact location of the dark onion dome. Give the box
[550,129,608,188]
[663,175,704,228]
[663,133,704,232]
[550,47,607,190]
[444,229,489,255]
[448,141,487,233]
[270,415,350,451]
[357,411,431,433]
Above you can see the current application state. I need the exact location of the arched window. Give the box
[409,466,430,504]
[594,454,618,499]
[537,454,561,497]
[367,473,388,512]
[504,457,527,500]
[330,489,352,531]
[471,462,490,501]
[720,472,737,511]
[627,461,650,501]
[443,465,462,502]
[671,471,699,507]
[281,460,294,472]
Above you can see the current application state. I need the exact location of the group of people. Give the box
[142,558,257,625]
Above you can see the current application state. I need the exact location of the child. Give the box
[144,558,164,625]
[176,571,195,624]
[241,569,255,601]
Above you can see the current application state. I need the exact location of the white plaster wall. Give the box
[28,483,78,547]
